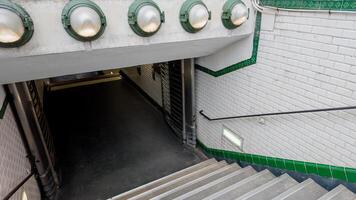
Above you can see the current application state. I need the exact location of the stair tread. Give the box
[235,173,299,200]
[110,160,355,200]
[110,158,217,200]
[318,185,355,200]
[129,161,228,200]
[154,163,242,200]
[204,169,276,200]
[173,166,257,200]
[271,179,328,200]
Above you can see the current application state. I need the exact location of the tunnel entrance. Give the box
[8,60,202,200]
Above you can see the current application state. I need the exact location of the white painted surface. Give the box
[261,13,275,31]
[0,0,254,83]
[196,33,254,71]
[122,65,162,106]
[196,0,255,71]
[196,11,356,168]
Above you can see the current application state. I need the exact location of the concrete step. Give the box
[111,159,356,200]
[173,166,257,200]
[318,185,355,200]
[271,179,328,200]
[110,158,217,200]
[128,161,228,200]
[235,173,299,200]
[153,163,242,200]
[203,169,276,200]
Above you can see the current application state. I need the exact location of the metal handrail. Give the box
[199,106,356,121]
[3,171,35,200]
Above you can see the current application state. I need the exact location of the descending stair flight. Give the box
[110,159,356,200]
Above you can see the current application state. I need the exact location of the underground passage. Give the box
[46,69,202,200]
[1,0,356,199]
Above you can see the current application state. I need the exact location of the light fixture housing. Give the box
[223,126,244,151]
[222,0,249,30]
[180,0,211,33]
[128,0,165,37]
[62,0,106,42]
[0,0,33,48]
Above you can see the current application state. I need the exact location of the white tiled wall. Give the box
[0,87,41,200]
[196,11,356,168]
[122,65,162,106]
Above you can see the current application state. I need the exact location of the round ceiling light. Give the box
[62,0,106,41]
[180,0,211,33]
[0,0,34,48]
[222,0,249,29]
[128,0,165,37]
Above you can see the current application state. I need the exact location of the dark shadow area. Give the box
[46,79,202,200]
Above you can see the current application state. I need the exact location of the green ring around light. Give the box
[128,0,165,37]
[62,0,107,42]
[0,0,34,48]
[180,0,211,33]
[222,0,248,30]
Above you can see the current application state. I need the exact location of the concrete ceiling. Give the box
[0,0,254,83]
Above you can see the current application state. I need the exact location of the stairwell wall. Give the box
[196,8,356,180]
[121,65,163,107]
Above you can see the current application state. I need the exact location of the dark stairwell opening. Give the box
[44,68,202,200]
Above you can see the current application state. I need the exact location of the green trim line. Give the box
[195,12,261,77]
[196,0,356,77]
[0,95,9,119]
[197,140,356,183]
[260,0,356,10]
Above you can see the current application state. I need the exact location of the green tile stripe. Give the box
[197,140,356,183]
[0,95,9,119]
[195,12,261,77]
[196,1,356,77]
[260,0,356,10]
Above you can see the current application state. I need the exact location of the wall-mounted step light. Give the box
[0,0,33,48]
[223,126,244,151]
[128,0,165,37]
[62,0,106,41]
[222,0,248,29]
[180,0,211,33]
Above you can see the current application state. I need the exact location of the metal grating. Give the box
[26,81,57,167]
[161,61,184,140]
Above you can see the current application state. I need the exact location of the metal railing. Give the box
[199,106,356,121]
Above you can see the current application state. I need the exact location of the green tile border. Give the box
[195,12,261,77]
[0,95,9,119]
[197,139,356,183]
[196,1,356,77]
[260,0,356,11]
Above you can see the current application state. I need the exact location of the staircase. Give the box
[109,159,356,200]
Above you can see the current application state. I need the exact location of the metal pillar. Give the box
[8,83,59,200]
[181,59,196,147]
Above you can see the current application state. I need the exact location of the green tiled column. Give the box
[197,140,356,183]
